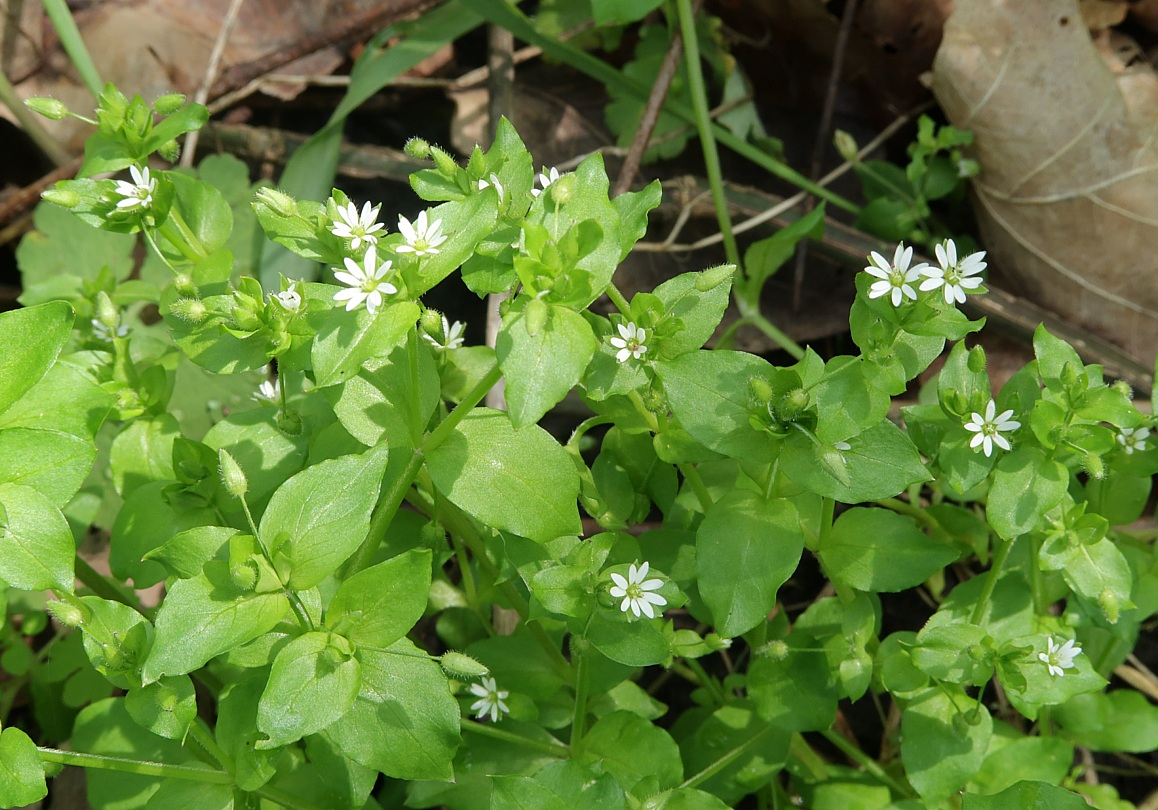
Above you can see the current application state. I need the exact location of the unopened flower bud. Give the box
[41,188,80,208]
[152,93,187,115]
[1060,362,1081,390]
[173,272,197,297]
[748,376,773,405]
[466,147,486,178]
[1098,589,1120,623]
[525,296,548,337]
[25,97,69,120]
[943,389,969,418]
[404,137,431,160]
[439,651,490,679]
[1083,452,1105,481]
[967,346,987,374]
[218,449,248,499]
[1112,380,1133,399]
[549,174,575,205]
[696,264,735,292]
[157,139,181,163]
[168,297,209,324]
[430,146,459,177]
[780,388,810,420]
[46,599,89,628]
[254,187,298,218]
[705,633,732,651]
[276,407,302,436]
[759,639,790,660]
[95,292,119,329]
[833,129,859,162]
[420,308,445,340]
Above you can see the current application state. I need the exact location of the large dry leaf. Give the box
[931,0,1158,365]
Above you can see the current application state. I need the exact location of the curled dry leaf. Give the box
[932,0,1158,364]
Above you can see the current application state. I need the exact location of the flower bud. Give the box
[420,308,445,341]
[549,174,575,205]
[439,651,490,679]
[1098,588,1120,623]
[152,93,187,115]
[1112,380,1133,398]
[466,146,486,178]
[168,297,209,324]
[833,129,859,162]
[46,599,89,628]
[780,388,810,420]
[704,633,732,651]
[157,139,181,163]
[758,639,790,660]
[747,376,773,405]
[24,97,69,120]
[277,407,303,436]
[695,264,735,292]
[173,272,198,297]
[1060,362,1081,390]
[525,296,548,337]
[41,188,80,208]
[1083,452,1105,481]
[431,146,459,177]
[218,449,248,499]
[254,187,298,218]
[95,291,119,329]
[404,137,431,159]
[967,346,987,374]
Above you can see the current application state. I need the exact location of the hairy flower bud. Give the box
[747,376,773,406]
[218,449,248,499]
[420,308,445,341]
[695,264,735,292]
[41,188,80,208]
[758,640,790,661]
[46,599,89,628]
[168,297,209,324]
[439,651,490,679]
[430,146,459,177]
[525,296,548,337]
[254,187,298,218]
[25,97,69,120]
[967,346,987,374]
[94,291,119,330]
[833,129,858,162]
[404,137,431,159]
[549,174,575,205]
[157,139,181,163]
[152,93,187,115]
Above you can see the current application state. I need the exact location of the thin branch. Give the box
[182,0,246,166]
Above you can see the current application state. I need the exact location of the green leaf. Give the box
[215,675,279,791]
[325,640,460,780]
[259,444,389,590]
[986,448,1068,540]
[125,675,197,740]
[257,631,361,749]
[1033,324,1084,394]
[741,204,825,306]
[0,356,112,439]
[581,711,683,792]
[328,338,440,447]
[962,781,1089,810]
[780,420,929,503]
[407,194,501,296]
[143,561,290,681]
[494,761,626,810]
[80,596,152,690]
[819,507,958,592]
[675,701,790,805]
[612,180,662,259]
[586,611,671,667]
[748,642,838,732]
[109,413,179,497]
[813,357,891,442]
[498,301,599,428]
[697,492,802,637]
[592,0,664,24]
[0,482,75,593]
[1054,690,1158,752]
[16,205,134,305]
[968,731,1073,796]
[144,780,233,810]
[312,301,421,387]
[901,686,993,804]
[325,549,432,647]
[0,726,46,808]
[110,480,218,588]
[167,172,232,255]
[656,351,778,463]
[1040,536,1133,623]
[425,408,581,543]
[652,270,733,359]
[0,427,95,508]
[0,301,73,416]
[144,525,237,579]
[203,408,308,509]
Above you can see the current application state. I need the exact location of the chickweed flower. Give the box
[468,676,509,723]
[1038,636,1081,677]
[333,246,396,315]
[531,167,561,197]
[609,561,667,619]
[478,173,504,200]
[330,201,385,251]
[111,165,155,214]
[609,322,648,363]
[919,239,986,304]
[270,286,302,312]
[91,318,129,342]
[963,400,1020,457]
[1117,426,1150,454]
[864,243,926,306]
[254,379,279,404]
[422,315,466,351]
[396,210,447,257]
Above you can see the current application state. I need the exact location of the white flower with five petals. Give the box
[1117,426,1150,455]
[396,210,447,257]
[963,400,1020,457]
[468,676,509,723]
[531,167,561,197]
[271,285,302,312]
[919,239,986,304]
[609,322,648,363]
[1038,637,1081,677]
[111,165,156,214]
[864,243,927,306]
[330,201,385,251]
[609,561,667,619]
[332,246,396,315]
[422,315,466,351]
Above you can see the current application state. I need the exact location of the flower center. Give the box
[889,269,905,285]
[626,583,643,600]
[361,277,381,293]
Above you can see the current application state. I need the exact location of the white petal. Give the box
[637,599,655,619]
[333,271,361,287]
[620,595,633,613]
[609,572,628,590]
[935,242,949,269]
[629,599,642,618]
[617,322,633,340]
[969,432,986,448]
[640,591,667,608]
[918,277,943,292]
[992,433,1011,452]
[868,281,891,299]
[469,682,489,698]
[634,561,650,580]
[616,348,631,363]
[984,400,998,421]
[639,578,663,591]
[890,286,903,307]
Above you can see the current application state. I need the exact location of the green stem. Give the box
[252,785,327,810]
[37,748,232,784]
[605,282,632,317]
[679,463,714,512]
[684,657,727,706]
[166,209,209,260]
[741,306,804,360]
[878,497,937,528]
[971,534,1016,626]
[674,0,739,270]
[569,650,591,752]
[818,728,917,799]
[1028,533,1044,617]
[461,719,570,757]
[157,220,203,265]
[73,556,143,613]
[40,0,103,99]
[238,494,314,631]
[187,720,230,772]
[680,724,776,790]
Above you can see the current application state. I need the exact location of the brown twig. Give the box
[208,0,443,100]
[182,0,247,167]
[0,157,82,230]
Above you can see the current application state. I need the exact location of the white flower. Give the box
[609,321,648,363]
[422,315,466,350]
[531,167,561,197]
[468,676,509,723]
[271,286,302,312]
[609,561,667,619]
[1117,426,1150,455]
[91,318,128,342]
[395,210,447,257]
[254,378,279,404]
[332,246,396,315]
[1038,636,1081,677]
[111,165,156,213]
[330,201,385,251]
[963,400,1021,457]
[478,173,504,200]
[919,239,987,304]
[864,243,927,306]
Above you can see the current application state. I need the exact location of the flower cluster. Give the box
[863,238,985,307]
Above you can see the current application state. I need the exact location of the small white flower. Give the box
[468,676,509,723]
[531,167,561,197]
[478,173,504,201]
[330,201,385,251]
[919,239,987,304]
[963,400,1021,457]
[254,378,279,404]
[395,210,447,257]
[864,243,927,307]
[422,315,466,351]
[609,321,648,363]
[1117,426,1150,455]
[271,286,302,312]
[91,318,129,342]
[609,561,667,619]
[111,165,156,214]
[332,245,397,315]
[1038,636,1081,677]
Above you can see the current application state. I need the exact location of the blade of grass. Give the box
[41,0,103,99]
